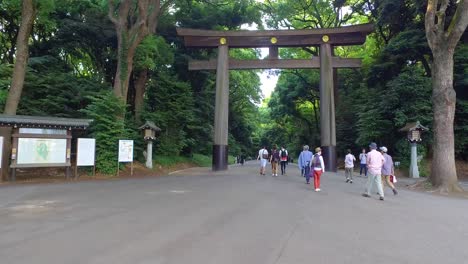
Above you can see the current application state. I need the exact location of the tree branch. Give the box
[447,0,468,49]
[425,0,438,49]
[108,0,119,25]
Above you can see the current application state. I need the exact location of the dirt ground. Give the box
[0,162,198,185]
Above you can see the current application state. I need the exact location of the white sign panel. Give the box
[118,140,134,162]
[0,137,3,168]
[77,138,96,166]
[17,138,67,164]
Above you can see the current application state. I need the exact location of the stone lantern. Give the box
[139,121,161,169]
[399,121,428,178]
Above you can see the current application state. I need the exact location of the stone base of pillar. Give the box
[321,145,337,172]
[212,145,228,171]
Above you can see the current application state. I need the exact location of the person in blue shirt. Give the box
[298,145,313,184]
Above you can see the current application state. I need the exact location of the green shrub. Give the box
[81,91,130,174]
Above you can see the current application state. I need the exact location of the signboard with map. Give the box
[17,138,67,164]
[118,140,134,162]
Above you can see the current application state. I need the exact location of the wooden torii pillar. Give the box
[177,24,373,172]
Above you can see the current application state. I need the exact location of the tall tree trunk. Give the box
[1,0,36,181]
[134,69,148,122]
[425,0,468,193]
[429,50,463,192]
[113,31,136,100]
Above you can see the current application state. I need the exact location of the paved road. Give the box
[1,162,467,264]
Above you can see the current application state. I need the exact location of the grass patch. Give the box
[154,154,238,168]
[191,154,212,167]
[154,155,191,167]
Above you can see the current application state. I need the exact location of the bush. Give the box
[81,91,130,174]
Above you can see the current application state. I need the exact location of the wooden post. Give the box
[320,43,337,172]
[66,130,72,179]
[10,128,18,181]
[212,44,229,171]
[269,47,279,59]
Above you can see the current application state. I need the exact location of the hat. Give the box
[380,146,388,153]
[315,147,321,153]
[369,142,377,149]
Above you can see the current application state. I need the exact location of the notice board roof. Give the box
[0,115,92,129]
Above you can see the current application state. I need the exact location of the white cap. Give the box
[380,146,388,153]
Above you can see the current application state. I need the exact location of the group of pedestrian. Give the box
[257,145,289,176]
[359,143,398,201]
[257,142,398,201]
[298,145,325,192]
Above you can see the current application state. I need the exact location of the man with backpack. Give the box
[257,146,269,175]
[270,145,280,176]
[279,146,289,175]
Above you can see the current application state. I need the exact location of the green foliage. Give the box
[17,56,106,117]
[142,71,195,156]
[0,64,12,109]
[80,91,129,174]
[134,35,173,72]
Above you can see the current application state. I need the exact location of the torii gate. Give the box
[177,24,373,172]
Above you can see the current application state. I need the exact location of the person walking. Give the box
[270,145,280,176]
[359,148,368,176]
[257,146,269,175]
[344,149,356,183]
[362,142,385,201]
[298,145,313,184]
[239,152,245,166]
[380,146,398,195]
[279,146,289,175]
[311,147,325,191]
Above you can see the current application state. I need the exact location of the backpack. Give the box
[262,150,268,159]
[280,150,287,158]
[272,150,280,162]
[312,154,321,167]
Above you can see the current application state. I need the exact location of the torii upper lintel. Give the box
[176,23,374,48]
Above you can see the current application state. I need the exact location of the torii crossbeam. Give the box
[177,24,374,172]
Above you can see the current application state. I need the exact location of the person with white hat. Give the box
[380,146,398,195]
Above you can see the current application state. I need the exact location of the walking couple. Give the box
[298,145,325,192]
[362,142,398,201]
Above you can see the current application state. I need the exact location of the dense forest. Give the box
[0,1,467,191]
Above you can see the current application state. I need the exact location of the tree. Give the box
[425,0,468,192]
[108,0,172,101]
[4,0,36,116]
[0,0,37,180]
